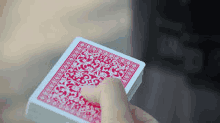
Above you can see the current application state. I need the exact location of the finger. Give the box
[128,102,158,123]
[129,102,148,123]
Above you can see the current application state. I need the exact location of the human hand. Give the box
[81,77,158,123]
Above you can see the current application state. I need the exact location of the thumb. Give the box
[81,78,134,123]
[80,85,101,103]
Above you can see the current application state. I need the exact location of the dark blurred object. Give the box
[131,0,220,90]
[156,0,220,35]
[131,0,220,123]
[188,1,220,35]
[207,48,220,78]
[182,35,220,93]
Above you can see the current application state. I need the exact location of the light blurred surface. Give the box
[0,0,131,67]
[0,0,132,122]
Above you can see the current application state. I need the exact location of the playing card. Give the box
[25,37,146,123]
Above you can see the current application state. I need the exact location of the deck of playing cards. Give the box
[25,37,146,123]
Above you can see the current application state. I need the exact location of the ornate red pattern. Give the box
[37,41,139,123]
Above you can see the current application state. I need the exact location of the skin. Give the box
[81,77,158,123]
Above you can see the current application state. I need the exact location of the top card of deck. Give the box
[28,37,146,123]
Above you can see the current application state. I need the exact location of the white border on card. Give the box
[28,36,145,123]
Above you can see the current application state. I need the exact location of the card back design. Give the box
[37,41,140,123]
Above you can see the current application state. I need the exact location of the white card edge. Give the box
[124,65,145,94]
[27,38,86,123]
[27,99,89,123]
[127,70,143,99]
[127,71,144,101]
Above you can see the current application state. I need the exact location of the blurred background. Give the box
[0,0,220,123]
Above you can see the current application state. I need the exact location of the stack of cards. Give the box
[25,37,146,123]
